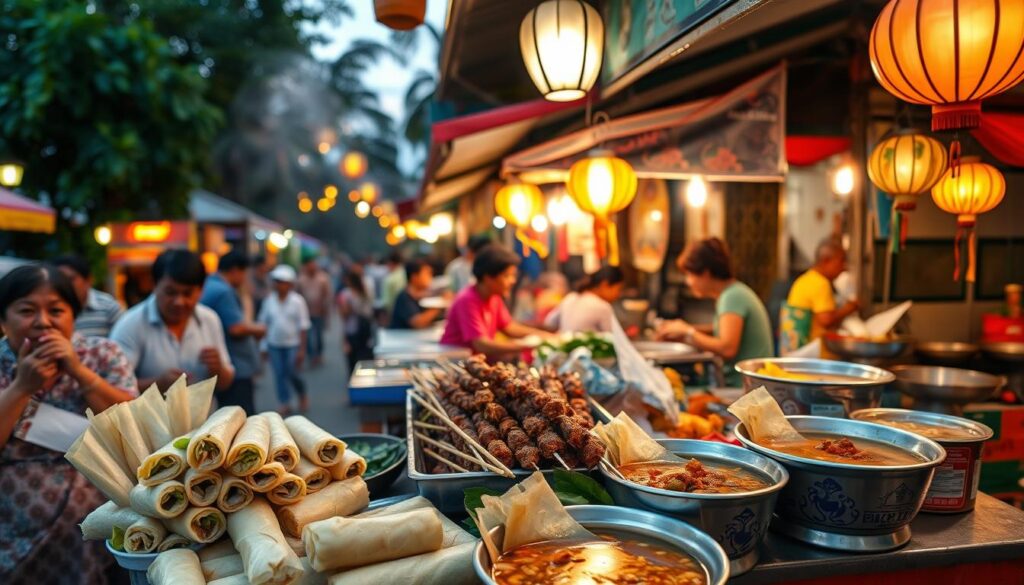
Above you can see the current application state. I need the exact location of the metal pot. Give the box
[599,440,788,576]
[889,365,1003,415]
[472,505,730,585]
[824,333,912,360]
[735,358,895,418]
[735,416,945,552]
[914,342,979,366]
[981,341,1024,364]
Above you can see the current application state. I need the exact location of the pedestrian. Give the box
[200,251,266,415]
[296,253,332,368]
[52,254,123,338]
[337,265,375,372]
[545,266,625,333]
[249,254,272,317]
[380,251,407,319]
[258,265,310,415]
[110,249,235,392]
[391,258,443,330]
[444,233,491,294]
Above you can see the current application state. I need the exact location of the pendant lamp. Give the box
[931,157,1005,282]
[520,0,604,102]
[566,150,637,265]
[494,181,548,257]
[374,0,425,31]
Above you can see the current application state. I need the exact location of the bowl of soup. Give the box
[598,440,787,576]
[734,416,945,552]
[735,358,895,418]
[473,505,729,585]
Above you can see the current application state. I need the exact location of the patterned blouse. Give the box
[0,334,137,584]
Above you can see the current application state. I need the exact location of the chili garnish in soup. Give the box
[618,458,771,494]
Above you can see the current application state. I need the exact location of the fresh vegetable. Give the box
[231,449,261,474]
[348,440,405,477]
[149,457,175,476]
[537,333,616,360]
[173,436,190,450]
[111,526,126,551]
[161,490,184,510]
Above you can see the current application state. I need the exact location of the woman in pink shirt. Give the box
[440,245,552,360]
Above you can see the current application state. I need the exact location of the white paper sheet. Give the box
[19,401,90,452]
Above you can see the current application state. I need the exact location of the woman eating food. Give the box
[0,264,138,584]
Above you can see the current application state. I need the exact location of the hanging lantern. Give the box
[566,150,637,265]
[867,130,948,250]
[340,152,368,179]
[494,182,544,228]
[869,0,1024,131]
[520,0,604,102]
[373,0,424,31]
[931,157,1005,282]
[359,182,378,204]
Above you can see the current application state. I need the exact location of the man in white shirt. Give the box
[110,249,235,392]
[53,254,123,338]
[258,264,311,414]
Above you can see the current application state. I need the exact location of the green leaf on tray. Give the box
[111,525,125,552]
[461,516,481,538]
[464,486,502,518]
[552,468,613,506]
[173,436,190,450]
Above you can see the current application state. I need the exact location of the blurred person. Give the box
[296,253,332,367]
[249,254,272,316]
[391,258,442,330]
[337,266,375,371]
[258,265,310,414]
[362,254,387,305]
[52,254,123,338]
[657,238,773,386]
[445,234,492,294]
[380,251,406,317]
[0,265,137,584]
[441,244,554,360]
[111,249,234,392]
[201,251,266,414]
[779,238,860,354]
[545,266,625,333]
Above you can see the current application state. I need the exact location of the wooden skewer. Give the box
[414,432,508,476]
[552,452,573,471]
[414,383,495,465]
[422,447,471,473]
[412,420,448,432]
[408,392,516,478]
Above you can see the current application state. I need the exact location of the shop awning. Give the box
[0,188,56,234]
[188,190,283,235]
[973,112,1024,168]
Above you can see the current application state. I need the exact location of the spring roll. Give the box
[328,449,366,480]
[130,384,173,454]
[156,533,192,552]
[184,468,223,507]
[266,473,307,506]
[198,538,237,562]
[164,506,227,544]
[188,377,218,431]
[137,436,189,487]
[124,516,167,553]
[276,477,369,538]
[207,575,249,585]
[80,501,144,541]
[354,496,476,547]
[65,427,134,507]
[187,406,246,471]
[228,498,304,585]
[326,542,477,585]
[165,374,192,437]
[130,480,188,519]
[218,476,255,513]
[111,402,152,471]
[202,553,245,581]
[226,416,270,476]
[262,412,299,472]
[284,534,306,557]
[147,548,205,585]
[305,508,443,572]
[283,416,346,467]
[85,407,133,478]
[294,458,331,494]
[246,461,287,493]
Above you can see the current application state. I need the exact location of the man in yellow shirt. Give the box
[779,240,859,354]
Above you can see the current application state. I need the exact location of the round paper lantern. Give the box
[566,151,638,265]
[931,156,1005,281]
[373,0,424,31]
[869,0,1024,130]
[520,0,604,102]
[340,152,368,179]
[494,182,544,228]
[867,131,948,211]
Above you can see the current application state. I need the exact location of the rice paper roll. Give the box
[354,496,476,547]
[201,553,245,581]
[207,576,250,585]
[283,416,345,467]
[130,480,188,519]
[65,427,134,507]
[185,468,223,507]
[226,416,270,476]
[328,449,366,481]
[165,374,192,437]
[198,538,237,562]
[228,498,304,585]
[218,476,255,513]
[124,516,167,553]
[111,402,153,471]
[80,501,144,541]
[130,384,173,454]
[164,506,227,544]
[266,473,306,507]
[156,533,192,552]
[305,508,443,572]
[294,458,331,494]
[327,542,478,585]
[276,477,369,538]
[85,407,133,478]
[147,548,205,585]
[262,412,299,472]
[188,377,218,431]
[137,436,189,487]
[284,534,306,557]
[187,406,246,471]
[246,461,287,493]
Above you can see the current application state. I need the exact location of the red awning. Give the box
[972,112,1024,168]
[431,98,583,143]
[785,135,851,166]
[0,188,56,234]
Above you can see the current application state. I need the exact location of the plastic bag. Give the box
[609,319,680,425]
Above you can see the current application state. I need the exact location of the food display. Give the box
[618,459,772,494]
[536,332,617,361]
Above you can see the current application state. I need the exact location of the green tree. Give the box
[391,23,442,162]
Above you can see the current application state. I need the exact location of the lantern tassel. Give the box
[953,226,963,282]
[593,218,608,261]
[890,208,899,254]
[900,212,909,249]
[557,226,569,262]
[515,228,532,258]
[606,221,620,267]
[967,228,977,283]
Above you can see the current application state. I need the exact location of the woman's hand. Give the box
[34,334,86,378]
[655,319,692,341]
[12,338,60,394]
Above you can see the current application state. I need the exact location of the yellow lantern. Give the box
[341,152,368,179]
[566,151,638,265]
[870,0,1024,131]
[494,182,544,228]
[298,198,313,213]
[931,157,1005,282]
[868,131,948,250]
[359,182,378,204]
[520,0,604,102]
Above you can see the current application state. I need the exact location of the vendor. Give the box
[0,264,137,583]
[391,258,443,330]
[779,239,859,354]
[440,244,553,360]
[656,238,773,386]
[544,266,625,333]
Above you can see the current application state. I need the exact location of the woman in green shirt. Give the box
[656,238,774,386]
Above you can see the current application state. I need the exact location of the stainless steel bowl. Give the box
[915,342,979,366]
[735,358,895,418]
[599,440,788,576]
[824,334,912,360]
[889,365,1003,415]
[337,433,407,496]
[735,416,945,552]
[632,340,697,362]
[981,341,1024,364]
[472,505,730,585]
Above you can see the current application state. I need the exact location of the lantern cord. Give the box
[890,207,900,254]
[953,226,963,282]
[967,228,977,283]
[607,221,620,267]
[950,136,962,178]
[900,213,909,249]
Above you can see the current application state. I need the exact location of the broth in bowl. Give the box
[760,433,927,466]
[618,458,772,494]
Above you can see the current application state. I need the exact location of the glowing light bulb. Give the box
[686,176,708,208]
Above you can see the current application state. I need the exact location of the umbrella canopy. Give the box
[0,188,56,234]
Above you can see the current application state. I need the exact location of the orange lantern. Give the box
[373,0,424,31]
[340,152,368,179]
[359,182,378,204]
[869,0,1024,131]
[867,130,948,249]
[566,151,638,265]
[931,157,1005,282]
[494,181,548,257]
